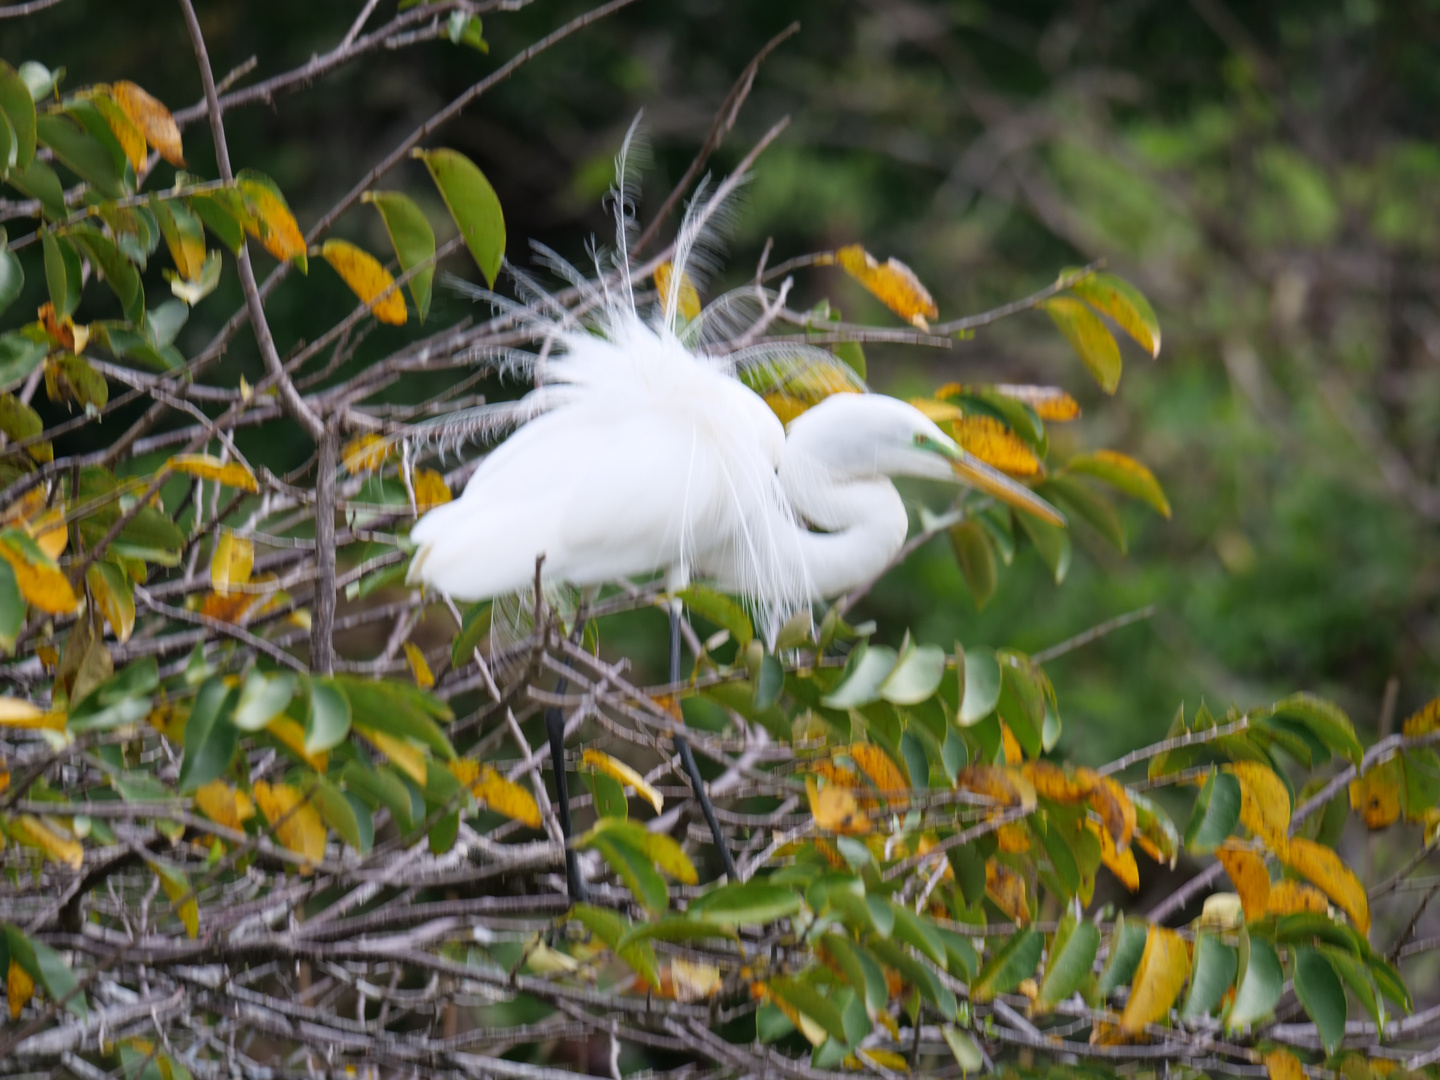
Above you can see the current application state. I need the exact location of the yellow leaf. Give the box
[86,562,135,644]
[266,714,328,772]
[403,641,435,689]
[999,722,1023,765]
[1088,776,1137,852]
[112,81,184,166]
[997,820,1031,853]
[1064,270,1161,359]
[1196,892,1245,931]
[1216,842,1271,921]
[847,743,908,806]
[1349,759,1402,830]
[1090,819,1140,892]
[835,244,938,329]
[582,748,663,814]
[1119,925,1189,1035]
[909,398,965,423]
[342,434,391,475]
[952,415,1042,477]
[1264,1049,1305,1080]
[806,775,870,834]
[471,763,543,829]
[252,780,326,871]
[8,959,34,1020]
[1022,760,1099,804]
[168,454,259,492]
[151,862,199,938]
[1283,837,1369,935]
[194,778,255,833]
[96,90,148,172]
[357,726,427,785]
[1044,295,1122,394]
[321,239,407,326]
[12,814,83,869]
[210,530,254,595]
[412,467,451,508]
[0,698,65,730]
[985,858,1030,924]
[858,1049,910,1073]
[1402,697,1440,737]
[0,536,78,614]
[992,384,1082,422]
[1266,879,1330,916]
[239,177,307,267]
[655,261,701,321]
[764,392,810,425]
[666,957,720,1002]
[1227,762,1291,856]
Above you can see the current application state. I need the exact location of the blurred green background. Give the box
[6,0,1438,769]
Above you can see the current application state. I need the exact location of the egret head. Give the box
[785,392,1065,525]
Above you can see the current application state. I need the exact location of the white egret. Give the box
[406,126,1063,896]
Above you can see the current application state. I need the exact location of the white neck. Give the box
[777,452,910,599]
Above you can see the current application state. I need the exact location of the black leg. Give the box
[545,689,588,904]
[669,602,737,881]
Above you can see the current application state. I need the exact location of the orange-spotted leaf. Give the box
[1266,880,1330,916]
[985,858,1030,924]
[1044,296,1122,394]
[582,748,662,814]
[1090,819,1140,892]
[1227,761,1291,856]
[320,239,407,326]
[958,765,1038,810]
[1402,697,1440,737]
[997,820,1031,853]
[848,743,908,805]
[194,778,255,833]
[92,91,147,172]
[253,780,326,870]
[1022,760,1099,803]
[168,454,259,492]
[1118,925,1189,1035]
[952,415,1041,477]
[1216,842,1271,921]
[655,261,701,321]
[403,641,435,690]
[210,530,253,595]
[112,81,184,165]
[1264,1049,1305,1080]
[835,244,938,329]
[807,775,870,834]
[343,434,391,475]
[1283,837,1369,935]
[1349,759,1402,830]
[1088,776,1137,851]
[412,467,451,508]
[991,383,1081,422]
[238,172,307,270]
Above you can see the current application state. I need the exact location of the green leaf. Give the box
[187,191,245,254]
[309,774,365,851]
[364,190,436,322]
[679,584,753,649]
[47,351,109,411]
[970,927,1043,1002]
[67,225,144,324]
[416,147,505,288]
[585,768,627,819]
[177,677,238,793]
[820,933,888,1015]
[614,914,736,950]
[1035,915,1100,1010]
[949,521,997,608]
[1097,915,1150,996]
[821,643,897,709]
[1179,932,1237,1020]
[1226,932,1283,1031]
[887,901,949,970]
[1184,769,1242,852]
[68,657,158,731]
[941,1025,983,1074]
[340,759,416,831]
[1044,295,1121,393]
[880,640,946,705]
[335,676,455,759]
[686,882,802,926]
[447,12,488,51]
[18,62,61,103]
[1015,508,1071,584]
[0,61,38,170]
[867,935,958,1018]
[996,649,1045,758]
[36,112,125,198]
[769,973,850,1045]
[0,327,49,391]
[41,228,82,319]
[0,236,21,320]
[899,730,930,789]
[0,558,22,653]
[959,647,1001,724]
[1294,946,1346,1055]
[231,669,298,731]
[0,392,45,466]
[306,679,351,754]
[1061,270,1161,357]
[571,903,659,986]
[1272,913,1366,954]
[5,925,86,1018]
[754,650,784,709]
[1320,944,1379,1025]
[1038,475,1126,553]
[1367,953,1412,1014]
[6,157,66,219]
[1267,693,1363,765]
[934,925,980,978]
[592,833,668,913]
[1063,451,1171,519]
